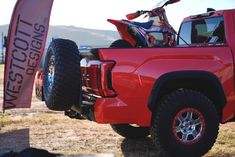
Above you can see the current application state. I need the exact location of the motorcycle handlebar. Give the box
[126,10,150,20]
[126,0,180,20]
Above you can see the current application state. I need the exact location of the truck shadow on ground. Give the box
[121,137,168,157]
[120,137,235,157]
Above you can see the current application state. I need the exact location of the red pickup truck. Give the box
[39,9,235,157]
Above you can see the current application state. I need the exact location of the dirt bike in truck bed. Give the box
[35,1,235,156]
[107,0,178,48]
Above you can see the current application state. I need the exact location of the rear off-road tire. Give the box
[150,89,219,157]
[43,39,81,111]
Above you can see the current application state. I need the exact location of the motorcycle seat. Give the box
[124,20,154,29]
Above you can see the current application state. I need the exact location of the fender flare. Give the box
[148,70,227,112]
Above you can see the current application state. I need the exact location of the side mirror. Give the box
[168,0,180,4]
[126,11,141,20]
[207,8,216,12]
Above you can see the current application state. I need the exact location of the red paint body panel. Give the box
[96,47,234,126]
[91,9,235,126]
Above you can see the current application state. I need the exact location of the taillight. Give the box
[101,62,116,96]
[36,70,43,79]
[81,59,116,97]
[36,72,40,79]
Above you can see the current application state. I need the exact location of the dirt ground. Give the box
[0,65,235,157]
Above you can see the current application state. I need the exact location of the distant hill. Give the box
[0,25,120,49]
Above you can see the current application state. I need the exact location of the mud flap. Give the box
[3,0,54,110]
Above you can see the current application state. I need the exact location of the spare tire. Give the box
[43,39,81,111]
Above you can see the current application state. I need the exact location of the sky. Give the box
[0,0,235,31]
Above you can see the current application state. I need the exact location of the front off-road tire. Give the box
[111,124,149,139]
[151,89,219,157]
[43,39,81,111]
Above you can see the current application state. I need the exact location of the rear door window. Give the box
[178,17,225,45]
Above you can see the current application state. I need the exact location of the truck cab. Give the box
[178,10,225,46]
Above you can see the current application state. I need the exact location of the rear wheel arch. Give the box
[148,71,227,121]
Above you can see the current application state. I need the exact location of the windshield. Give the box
[178,17,225,45]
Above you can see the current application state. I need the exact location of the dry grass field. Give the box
[0,64,234,157]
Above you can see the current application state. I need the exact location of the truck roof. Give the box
[182,8,235,23]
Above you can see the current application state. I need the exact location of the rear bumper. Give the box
[92,97,151,127]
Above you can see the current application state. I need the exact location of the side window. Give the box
[178,17,225,45]
[178,22,192,45]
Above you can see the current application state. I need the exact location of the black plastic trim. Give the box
[148,71,227,112]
